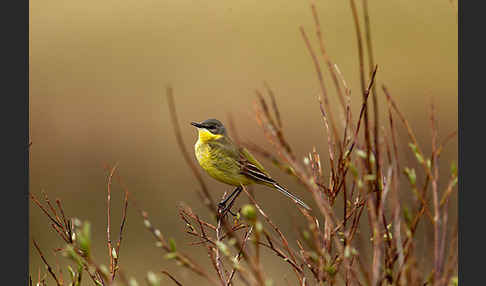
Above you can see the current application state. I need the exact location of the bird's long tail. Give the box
[272,183,311,211]
[239,158,311,210]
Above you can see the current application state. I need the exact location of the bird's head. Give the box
[191,118,227,142]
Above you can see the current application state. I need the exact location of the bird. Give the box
[190,118,311,214]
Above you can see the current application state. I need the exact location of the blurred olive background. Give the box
[29,0,457,284]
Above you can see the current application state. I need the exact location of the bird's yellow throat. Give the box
[197,129,223,143]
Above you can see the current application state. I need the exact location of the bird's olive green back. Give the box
[209,137,268,175]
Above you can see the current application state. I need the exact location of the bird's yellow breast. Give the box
[194,137,253,186]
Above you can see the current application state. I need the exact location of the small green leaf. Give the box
[451,177,458,188]
[404,168,416,185]
[408,143,418,153]
[308,251,318,262]
[255,221,263,233]
[111,248,118,259]
[129,277,139,286]
[216,241,230,256]
[63,245,82,265]
[364,174,376,181]
[356,149,367,158]
[67,265,76,281]
[303,157,310,165]
[344,245,351,258]
[168,238,176,252]
[302,230,310,240]
[78,221,91,257]
[144,219,151,228]
[369,153,376,164]
[231,256,240,269]
[164,252,177,260]
[324,264,337,276]
[403,206,412,227]
[408,143,424,163]
[241,204,257,221]
[146,271,160,286]
[228,238,237,246]
[417,154,424,164]
[348,162,358,178]
[185,223,195,232]
[450,161,457,177]
[343,150,350,159]
[73,218,82,227]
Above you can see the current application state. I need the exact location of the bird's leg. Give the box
[218,186,242,217]
[218,186,241,210]
[226,187,242,210]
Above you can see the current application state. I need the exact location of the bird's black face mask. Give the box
[191,118,226,135]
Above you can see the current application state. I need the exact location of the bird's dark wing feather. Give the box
[238,157,311,210]
[239,159,276,184]
[211,138,312,210]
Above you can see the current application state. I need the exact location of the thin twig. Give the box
[349,0,373,189]
[345,65,378,157]
[242,186,300,271]
[310,2,346,112]
[113,179,129,281]
[226,227,253,286]
[362,0,383,213]
[106,163,118,279]
[140,209,219,285]
[255,90,294,158]
[161,270,183,286]
[263,81,282,129]
[32,239,61,286]
[430,100,442,285]
[299,26,340,145]
[166,86,216,212]
[215,195,228,285]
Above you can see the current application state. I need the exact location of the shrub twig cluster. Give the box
[30,2,457,286]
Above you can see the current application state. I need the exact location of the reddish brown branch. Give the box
[106,163,118,279]
[299,26,340,146]
[32,239,61,286]
[166,86,216,212]
[161,270,183,286]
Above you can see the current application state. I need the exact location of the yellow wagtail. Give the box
[191,118,311,214]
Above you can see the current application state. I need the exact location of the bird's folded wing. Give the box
[237,147,312,210]
[239,147,267,172]
[237,155,276,184]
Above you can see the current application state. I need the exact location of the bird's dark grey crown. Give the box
[193,118,226,135]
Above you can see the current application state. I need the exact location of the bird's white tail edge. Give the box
[273,183,311,211]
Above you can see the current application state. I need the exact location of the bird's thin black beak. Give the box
[191,122,205,128]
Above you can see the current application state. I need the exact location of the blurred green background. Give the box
[29,0,457,284]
